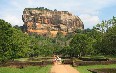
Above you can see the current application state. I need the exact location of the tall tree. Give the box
[70,34,93,57]
[0,19,13,62]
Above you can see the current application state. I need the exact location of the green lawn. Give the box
[76,64,116,73]
[15,58,29,61]
[0,65,51,73]
[14,57,53,62]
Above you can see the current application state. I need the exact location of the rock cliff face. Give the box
[22,7,84,37]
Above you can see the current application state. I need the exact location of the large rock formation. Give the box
[22,7,84,37]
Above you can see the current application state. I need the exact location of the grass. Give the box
[15,58,29,61]
[81,55,107,59]
[76,64,116,73]
[82,55,116,60]
[14,57,53,62]
[0,65,51,73]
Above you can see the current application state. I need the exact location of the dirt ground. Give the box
[50,63,80,73]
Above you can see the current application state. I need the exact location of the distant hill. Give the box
[22,7,84,37]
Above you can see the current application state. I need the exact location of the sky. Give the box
[0,0,116,29]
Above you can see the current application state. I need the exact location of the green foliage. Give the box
[0,19,30,62]
[0,16,116,61]
[35,7,51,11]
[70,34,94,57]
[0,19,13,61]
[100,25,116,55]
[28,35,59,57]
[67,16,116,57]
[13,25,22,30]
[60,46,71,56]
[11,28,30,58]
[94,17,116,55]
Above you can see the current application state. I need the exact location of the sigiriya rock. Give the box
[22,7,84,37]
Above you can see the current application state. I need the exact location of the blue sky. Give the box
[0,0,116,29]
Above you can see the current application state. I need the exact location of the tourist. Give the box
[56,55,62,64]
[53,55,57,65]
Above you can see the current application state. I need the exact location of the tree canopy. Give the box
[0,16,116,62]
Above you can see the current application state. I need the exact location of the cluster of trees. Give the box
[0,16,116,62]
[57,16,116,57]
[0,19,66,62]
[27,7,52,11]
[93,16,116,55]
[67,16,116,57]
[36,7,52,11]
[0,19,31,62]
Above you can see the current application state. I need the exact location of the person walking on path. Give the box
[53,55,57,65]
[56,55,62,64]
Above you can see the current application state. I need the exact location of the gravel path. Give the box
[50,63,80,73]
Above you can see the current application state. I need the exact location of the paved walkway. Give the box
[50,63,79,73]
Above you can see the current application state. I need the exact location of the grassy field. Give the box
[15,58,29,61]
[0,65,51,73]
[14,57,53,62]
[76,64,116,73]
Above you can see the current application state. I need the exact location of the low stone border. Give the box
[79,57,109,61]
[88,68,116,73]
[62,59,116,67]
[76,60,116,66]
[0,60,53,68]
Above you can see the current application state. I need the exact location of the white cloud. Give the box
[79,14,100,29]
[2,15,23,26]
[0,0,116,28]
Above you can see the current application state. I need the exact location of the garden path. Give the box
[50,63,79,73]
